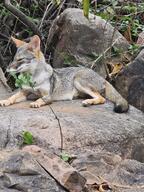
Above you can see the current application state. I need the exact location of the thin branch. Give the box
[0,68,11,91]
[0,32,9,41]
[38,2,52,30]
[4,0,41,37]
[0,52,5,69]
[49,105,64,152]
[44,0,66,54]
[90,38,120,69]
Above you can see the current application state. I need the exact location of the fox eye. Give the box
[17,58,24,62]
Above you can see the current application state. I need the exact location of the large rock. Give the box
[115,49,144,112]
[0,99,144,191]
[72,151,144,192]
[0,148,144,192]
[47,8,129,78]
[0,100,143,158]
[0,150,65,192]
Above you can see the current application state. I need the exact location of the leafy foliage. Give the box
[96,1,144,42]
[60,152,76,163]
[128,44,140,55]
[10,72,35,89]
[22,131,34,145]
[60,152,71,162]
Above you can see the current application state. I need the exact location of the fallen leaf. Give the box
[109,63,123,77]
[137,31,144,46]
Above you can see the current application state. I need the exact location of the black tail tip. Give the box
[114,104,129,113]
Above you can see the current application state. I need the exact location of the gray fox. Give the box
[0,35,129,113]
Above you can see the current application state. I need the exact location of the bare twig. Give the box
[49,105,64,152]
[91,38,120,69]
[0,52,5,69]
[0,32,9,41]
[44,0,66,54]
[57,0,67,15]
[110,3,125,47]
[0,68,11,91]
[39,2,52,30]
[4,0,41,37]
[3,18,19,56]
[99,175,144,190]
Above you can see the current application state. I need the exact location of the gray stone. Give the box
[72,151,144,192]
[0,100,143,157]
[0,99,143,191]
[47,8,129,78]
[0,150,65,192]
[115,49,144,112]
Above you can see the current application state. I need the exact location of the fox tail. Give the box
[105,81,129,113]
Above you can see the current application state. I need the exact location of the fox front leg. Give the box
[30,95,52,108]
[0,91,27,107]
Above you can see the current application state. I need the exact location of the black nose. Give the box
[7,63,15,72]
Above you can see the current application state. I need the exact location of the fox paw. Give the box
[0,100,11,107]
[30,99,46,108]
[82,99,91,107]
[30,102,42,108]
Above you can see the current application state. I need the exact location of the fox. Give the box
[0,35,129,113]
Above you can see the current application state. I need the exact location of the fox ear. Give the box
[11,36,26,47]
[28,35,40,52]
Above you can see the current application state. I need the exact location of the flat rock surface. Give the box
[0,98,143,157]
[0,94,144,191]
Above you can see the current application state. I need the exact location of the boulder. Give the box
[0,100,143,157]
[0,150,65,192]
[0,99,144,191]
[72,151,144,192]
[115,49,144,112]
[0,100,144,154]
[47,8,129,78]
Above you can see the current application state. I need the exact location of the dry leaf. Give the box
[124,24,132,43]
[137,31,144,46]
[109,63,123,77]
[87,181,112,192]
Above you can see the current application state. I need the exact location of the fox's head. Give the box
[7,35,44,74]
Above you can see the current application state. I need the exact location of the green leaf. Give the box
[54,0,60,5]
[60,152,70,162]
[10,72,34,88]
[106,7,115,15]
[111,0,118,7]
[22,131,34,145]
[83,0,90,19]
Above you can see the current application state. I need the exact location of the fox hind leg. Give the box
[74,81,105,106]
[82,93,106,106]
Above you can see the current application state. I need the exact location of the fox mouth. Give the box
[7,64,29,73]
[7,68,20,73]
